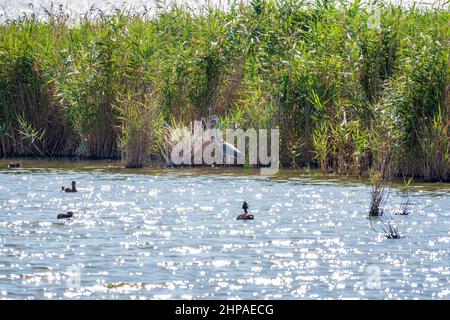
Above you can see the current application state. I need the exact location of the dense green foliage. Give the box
[0,0,448,179]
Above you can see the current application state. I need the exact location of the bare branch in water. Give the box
[369,171,390,217]
[369,155,393,217]
[397,177,413,215]
[368,157,402,238]
[370,214,401,239]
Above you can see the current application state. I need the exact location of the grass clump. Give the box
[118,93,164,168]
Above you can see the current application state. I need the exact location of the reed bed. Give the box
[0,0,448,179]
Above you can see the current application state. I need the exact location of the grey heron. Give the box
[209,115,244,163]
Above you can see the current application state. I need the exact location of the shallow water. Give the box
[0,159,449,299]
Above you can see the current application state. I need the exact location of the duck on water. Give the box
[57,211,73,219]
[59,181,77,218]
[8,163,21,168]
[237,201,254,220]
[62,181,77,192]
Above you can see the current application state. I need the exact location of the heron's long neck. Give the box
[213,120,223,143]
[214,119,220,131]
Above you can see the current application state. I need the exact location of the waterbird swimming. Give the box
[237,201,254,220]
[62,181,77,192]
[57,211,73,219]
[8,163,21,168]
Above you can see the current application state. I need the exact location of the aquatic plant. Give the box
[312,117,329,171]
[368,165,390,217]
[398,177,413,215]
[370,214,401,239]
[369,174,388,216]
[15,113,48,157]
[117,92,164,168]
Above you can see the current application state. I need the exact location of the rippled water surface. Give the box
[0,160,449,299]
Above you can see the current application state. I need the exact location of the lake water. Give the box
[0,159,449,299]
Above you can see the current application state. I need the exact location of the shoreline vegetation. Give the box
[0,0,449,181]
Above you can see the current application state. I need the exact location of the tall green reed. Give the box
[0,0,447,179]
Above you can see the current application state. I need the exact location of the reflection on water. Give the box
[0,159,449,299]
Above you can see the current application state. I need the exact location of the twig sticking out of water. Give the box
[397,177,413,215]
[368,159,402,238]
[369,171,389,217]
[370,215,401,239]
[398,189,412,215]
